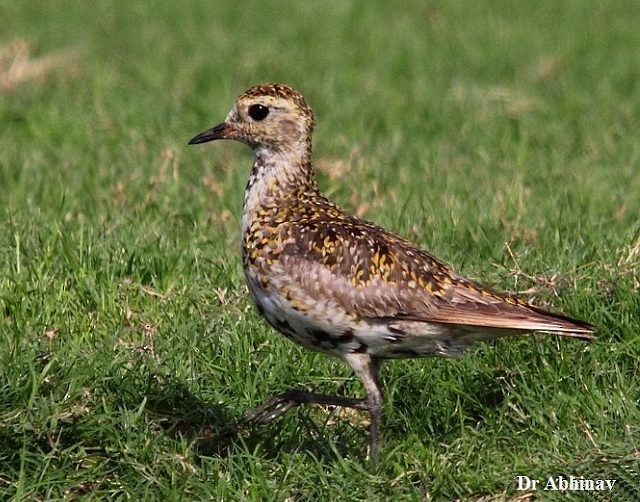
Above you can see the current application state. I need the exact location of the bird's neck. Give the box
[241,144,319,234]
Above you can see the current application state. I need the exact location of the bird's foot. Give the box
[238,388,369,426]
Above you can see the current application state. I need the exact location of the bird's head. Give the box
[189,83,316,155]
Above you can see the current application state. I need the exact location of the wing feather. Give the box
[272,216,594,340]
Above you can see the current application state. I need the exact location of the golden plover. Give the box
[189,83,595,463]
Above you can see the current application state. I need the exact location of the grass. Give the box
[1,0,639,499]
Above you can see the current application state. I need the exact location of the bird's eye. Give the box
[248,104,269,121]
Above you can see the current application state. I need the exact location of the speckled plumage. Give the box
[189,83,595,463]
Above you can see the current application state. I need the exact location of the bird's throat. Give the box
[241,146,318,237]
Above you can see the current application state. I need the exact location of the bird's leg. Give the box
[365,366,382,465]
[239,354,383,465]
[238,388,369,426]
[346,354,383,465]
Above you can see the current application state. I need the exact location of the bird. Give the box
[188,83,595,464]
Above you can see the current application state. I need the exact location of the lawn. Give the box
[1,0,639,499]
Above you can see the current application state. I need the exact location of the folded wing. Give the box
[275,216,594,343]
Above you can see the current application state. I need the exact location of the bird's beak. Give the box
[188,122,231,145]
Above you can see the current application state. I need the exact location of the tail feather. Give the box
[405,302,596,341]
[525,305,595,341]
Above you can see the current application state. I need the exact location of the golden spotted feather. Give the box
[242,189,593,359]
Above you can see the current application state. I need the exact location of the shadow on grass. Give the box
[78,354,370,464]
[143,375,368,462]
[177,403,368,463]
[138,375,241,458]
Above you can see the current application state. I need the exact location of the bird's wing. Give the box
[274,217,594,340]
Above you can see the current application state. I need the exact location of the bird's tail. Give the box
[522,305,595,341]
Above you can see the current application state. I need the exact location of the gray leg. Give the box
[239,353,383,465]
[238,388,369,426]
[345,353,383,465]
